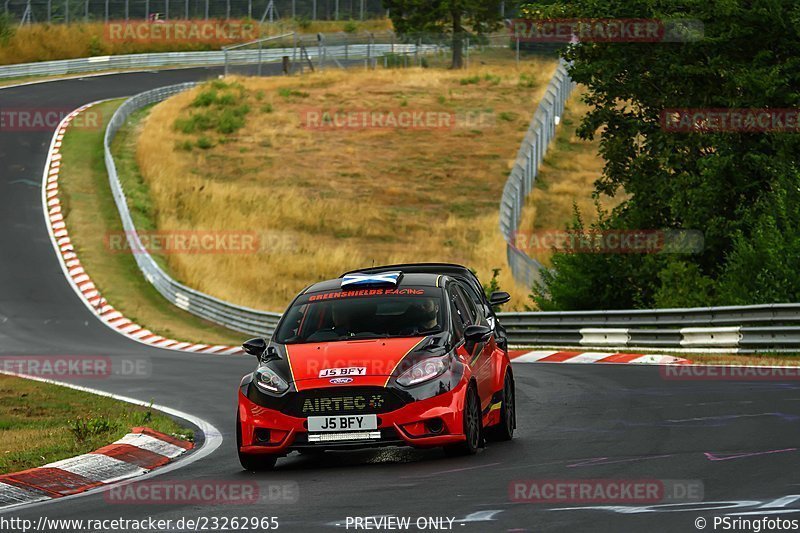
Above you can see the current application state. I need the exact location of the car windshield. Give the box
[275,288,445,344]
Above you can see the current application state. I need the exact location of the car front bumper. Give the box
[238,379,469,455]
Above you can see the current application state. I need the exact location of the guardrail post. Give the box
[257,40,262,76]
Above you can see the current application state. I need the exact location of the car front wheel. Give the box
[444,384,482,457]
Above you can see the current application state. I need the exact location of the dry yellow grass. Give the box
[517,90,623,265]
[0,19,393,65]
[136,53,558,311]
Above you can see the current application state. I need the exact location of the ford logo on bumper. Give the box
[330,377,353,384]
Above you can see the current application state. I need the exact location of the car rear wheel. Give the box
[444,384,481,457]
[487,371,515,442]
[236,412,278,471]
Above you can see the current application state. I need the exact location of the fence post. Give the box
[465,36,469,69]
[204,0,208,20]
[257,40,262,76]
[65,0,69,23]
[165,0,169,20]
[360,0,364,20]
[516,37,520,67]
[145,0,149,20]
[47,0,51,22]
[312,0,316,20]
[84,0,87,21]
[124,0,128,21]
[292,0,295,19]
[334,0,338,20]
[224,49,228,76]
[226,0,230,20]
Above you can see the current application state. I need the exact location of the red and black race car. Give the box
[236,264,515,470]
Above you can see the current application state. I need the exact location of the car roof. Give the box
[304,272,444,294]
[341,263,476,279]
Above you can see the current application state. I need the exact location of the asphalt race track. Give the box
[3,69,800,532]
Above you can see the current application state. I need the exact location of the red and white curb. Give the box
[509,350,691,365]
[42,102,243,356]
[0,427,192,510]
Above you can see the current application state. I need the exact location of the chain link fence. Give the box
[4,0,390,23]
[499,59,576,288]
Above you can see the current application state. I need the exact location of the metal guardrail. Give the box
[104,83,283,337]
[498,59,577,288]
[0,42,425,81]
[500,304,800,352]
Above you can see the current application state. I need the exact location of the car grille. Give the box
[283,387,406,418]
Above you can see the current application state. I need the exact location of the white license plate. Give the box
[307,414,377,432]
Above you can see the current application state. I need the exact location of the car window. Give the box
[274,290,445,344]
[455,283,480,323]
[450,286,474,327]
[459,281,487,321]
[448,289,467,341]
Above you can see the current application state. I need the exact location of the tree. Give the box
[523,0,800,310]
[382,0,507,68]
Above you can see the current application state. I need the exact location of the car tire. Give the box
[444,384,481,457]
[236,412,278,471]
[487,371,515,442]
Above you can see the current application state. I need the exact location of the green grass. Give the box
[0,374,192,474]
[57,100,244,346]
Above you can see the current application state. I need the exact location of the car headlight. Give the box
[396,355,450,387]
[254,366,289,394]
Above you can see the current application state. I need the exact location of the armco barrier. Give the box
[0,42,423,81]
[500,304,800,352]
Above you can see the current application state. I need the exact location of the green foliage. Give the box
[69,417,118,443]
[295,16,312,30]
[0,13,15,45]
[196,136,214,149]
[382,0,506,68]
[524,0,800,310]
[343,20,359,34]
[459,75,481,85]
[175,81,250,138]
[278,87,310,99]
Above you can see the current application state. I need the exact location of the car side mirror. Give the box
[243,338,267,357]
[489,291,511,307]
[464,324,492,343]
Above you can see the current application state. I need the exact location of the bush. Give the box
[343,20,359,34]
[69,417,118,443]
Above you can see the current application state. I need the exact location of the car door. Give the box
[451,284,495,409]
